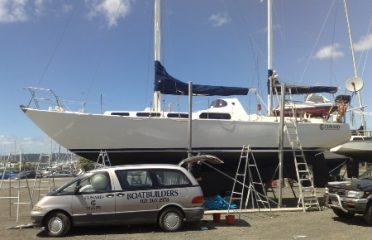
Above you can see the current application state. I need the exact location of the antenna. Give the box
[345,77,364,92]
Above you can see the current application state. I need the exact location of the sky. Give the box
[0,0,371,154]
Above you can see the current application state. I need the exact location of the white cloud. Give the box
[0,1,77,24]
[0,135,61,154]
[0,135,15,146]
[0,0,28,23]
[34,1,73,18]
[314,43,344,59]
[86,0,133,28]
[259,23,281,34]
[62,4,73,14]
[34,0,44,16]
[209,12,231,27]
[353,33,372,52]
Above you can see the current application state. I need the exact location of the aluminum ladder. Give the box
[284,115,321,211]
[228,145,270,217]
[244,145,271,209]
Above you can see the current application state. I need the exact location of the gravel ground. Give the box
[0,178,370,240]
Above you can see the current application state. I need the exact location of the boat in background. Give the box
[273,93,339,118]
[330,0,372,172]
[331,77,372,166]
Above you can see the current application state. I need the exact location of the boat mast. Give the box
[343,0,366,129]
[267,0,274,116]
[153,0,161,112]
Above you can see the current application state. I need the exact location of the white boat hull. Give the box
[22,107,351,165]
[331,136,372,162]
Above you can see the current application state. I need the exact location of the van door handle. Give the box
[117,193,125,197]
[106,194,114,198]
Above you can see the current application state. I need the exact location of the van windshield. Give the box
[359,167,372,180]
[55,173,93,192]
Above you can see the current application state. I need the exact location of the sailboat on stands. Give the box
[21,0,350,194]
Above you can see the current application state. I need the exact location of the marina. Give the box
[20,0,355,196]
[0,175,371,239]
[0,0,372,238]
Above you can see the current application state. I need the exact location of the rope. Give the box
[36,9,75,87]
[299,0,336,84]
[84,0,125,106]
[360,19,372,79]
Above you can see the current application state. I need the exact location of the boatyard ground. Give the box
[0,178,371,240]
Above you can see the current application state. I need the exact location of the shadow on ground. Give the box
[332,215,370,227]
[36,219,250,237]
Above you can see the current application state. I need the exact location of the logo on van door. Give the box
[127,190,179,204]
[84,195,103,211]
[84,195,104,200]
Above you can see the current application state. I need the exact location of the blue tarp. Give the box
[204,195,238,210]
[154,61,249,96]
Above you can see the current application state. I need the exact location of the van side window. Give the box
[154,170,191,187]
[115,170,153,190]
[78,172,111,193]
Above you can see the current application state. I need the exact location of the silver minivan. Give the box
[30,156,222,237]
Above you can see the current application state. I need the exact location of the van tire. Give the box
[45,212,71,237]
[159,207,184,232]
[363,204,372,225]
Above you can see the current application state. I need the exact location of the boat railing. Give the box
[351,129,372,138]
[24,87,65,111]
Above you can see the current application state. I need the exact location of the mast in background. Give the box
[267,0,274,116]
[343,0,366,129]
[153,0,161,112]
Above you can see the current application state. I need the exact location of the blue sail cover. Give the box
[274,84,338,94]
[154,61,249,96]
[268,78,337,94]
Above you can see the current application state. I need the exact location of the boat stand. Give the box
[0,153,32,222]
[95,150,111,168]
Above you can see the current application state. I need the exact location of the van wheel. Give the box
[332,208,354,219]
[363,205,372,225]
[159,207,184,232]
[45,212,71,237]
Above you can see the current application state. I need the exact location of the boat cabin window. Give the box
[167,113,189,118]
[111,112,130,116]
[136,112,161,117]
[199,112,231,120]
[210,99,228,108]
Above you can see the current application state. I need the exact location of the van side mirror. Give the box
[74,185,81,194]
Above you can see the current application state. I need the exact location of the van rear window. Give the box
[154,170,191,187]
[116,170,153,190]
